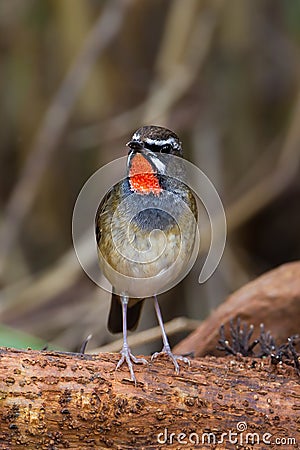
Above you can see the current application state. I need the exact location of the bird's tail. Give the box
[107,292,145,333]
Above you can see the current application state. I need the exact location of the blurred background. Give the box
[0,0,300,354]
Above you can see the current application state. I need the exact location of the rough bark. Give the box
[174,261,300,357]
[0,348,299,449]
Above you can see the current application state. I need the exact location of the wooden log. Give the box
[0,348,299,449]
[174,261,300,357]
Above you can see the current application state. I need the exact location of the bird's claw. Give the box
[151,345,190,374]
[116,346,147,383]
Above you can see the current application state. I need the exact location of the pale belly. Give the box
[98,219,197,297]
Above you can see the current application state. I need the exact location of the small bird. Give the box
[95,125,198,382]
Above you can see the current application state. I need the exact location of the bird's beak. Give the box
[126,140,144,151]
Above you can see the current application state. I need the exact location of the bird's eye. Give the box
[161,144,172,153]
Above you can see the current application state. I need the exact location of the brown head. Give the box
[127,125,183,157]
[126,126,183,195]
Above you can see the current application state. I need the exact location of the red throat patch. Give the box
[129,153,162,195]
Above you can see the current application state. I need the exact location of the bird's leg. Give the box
[116,295,147,383]
[151,295,190,374]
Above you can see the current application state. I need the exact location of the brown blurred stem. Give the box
[0,0,131,276]
[1,1,300,351]
[89,317,200,354]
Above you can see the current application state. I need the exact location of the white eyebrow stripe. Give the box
[132,132,141,141]
[143,137,180,148]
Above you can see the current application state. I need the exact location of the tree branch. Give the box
[174,261,300,357]
[0,348,299,449]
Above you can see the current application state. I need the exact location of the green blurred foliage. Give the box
[0,323,47,349]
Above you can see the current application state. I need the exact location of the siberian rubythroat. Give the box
[95,126,198,382]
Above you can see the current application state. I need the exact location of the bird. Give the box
[95,125,198,382]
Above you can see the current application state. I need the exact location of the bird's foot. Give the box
[151,345,190,374]
[116,345,147,383]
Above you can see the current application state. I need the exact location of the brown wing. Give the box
[187,187,198,222]
[95,187,114,245]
